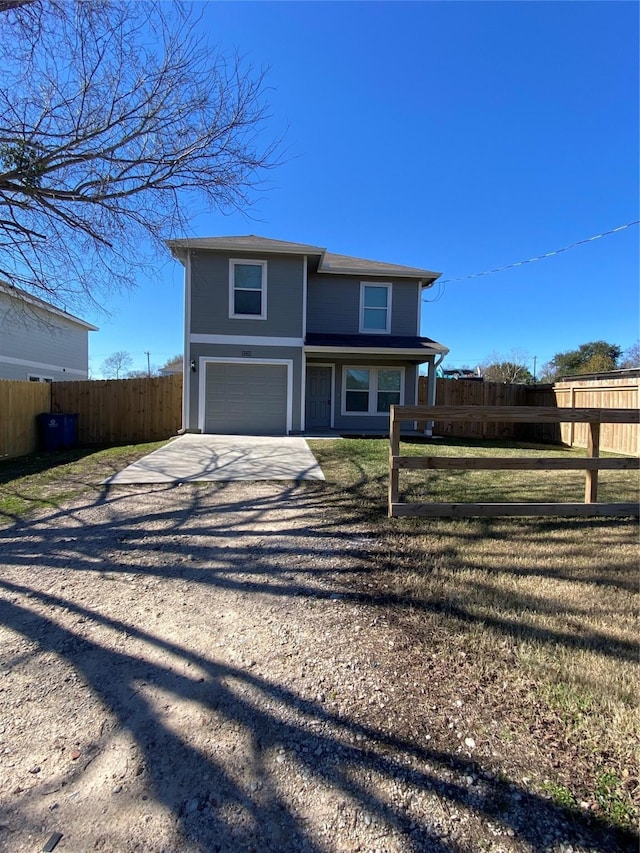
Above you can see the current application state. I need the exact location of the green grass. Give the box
[0,441,168,521]
[308,437,640,832]
[311,435,640,508]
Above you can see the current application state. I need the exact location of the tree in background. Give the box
[541,341,623,381]
[481,349,534,383]
[101,351,133,379]
[127,368,159,379]
[482,361,534,384]
[0,0,279,309]
[620,340,640,368]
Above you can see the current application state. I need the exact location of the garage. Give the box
[203,360,290,435]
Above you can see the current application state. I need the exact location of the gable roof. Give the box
[166,235,323,256]
[319,252,439,280]
[0,282,98,331]
[166,235,441,282]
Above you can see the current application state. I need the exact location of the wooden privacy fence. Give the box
[553,376,639,455]
[418,376,639,452]
[0,379,51,460]
[51,374,183,446]
[389,405,640,519]
[0,375,183,459]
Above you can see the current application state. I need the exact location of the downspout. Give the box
[301,255,308,432]
[177,248,191,434]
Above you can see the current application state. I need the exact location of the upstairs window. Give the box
[229,259,267,319]
[360,282,391,333]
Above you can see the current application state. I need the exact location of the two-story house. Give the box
[166,236,448,435]
[0,282,98,382]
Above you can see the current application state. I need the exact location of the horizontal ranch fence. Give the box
[0,379,51,460]
[388,405,640,519]
[51,374,183,446]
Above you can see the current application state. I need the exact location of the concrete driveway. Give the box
[102,434,325,484]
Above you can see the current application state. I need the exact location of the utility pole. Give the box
[145,351,151,378]
[533,355,537,382]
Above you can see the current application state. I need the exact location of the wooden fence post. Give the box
[584,421,600,504]
[388,407,400,516]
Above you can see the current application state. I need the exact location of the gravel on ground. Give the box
[0,481,634,852]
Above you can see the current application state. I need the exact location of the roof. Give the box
[166,235,440,281]
[305,332,449,356]
[166,235,324,255]
[319,252,439,280]
[0,282,98,331]
[159,357,183,375]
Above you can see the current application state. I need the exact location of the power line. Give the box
[423,219,640,301]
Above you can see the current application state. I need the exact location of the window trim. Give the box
[359,282,392,334]
[28,374,54,383]
[228,258,267,320]
[341,365,405,416]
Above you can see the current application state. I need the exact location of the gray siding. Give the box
[187,343,303,432]
[306,357,419,431]
[306,275,421,336]
[190,251,305,338]
[0,294,90,381]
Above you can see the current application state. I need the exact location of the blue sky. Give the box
[87,1,639,378]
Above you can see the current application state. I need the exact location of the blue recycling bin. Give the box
[38,413,79,451]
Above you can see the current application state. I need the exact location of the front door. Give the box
[305,366,332,429]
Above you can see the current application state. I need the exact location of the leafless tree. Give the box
[101,350,133,379]
[620,340,640,369]
[0,0,280,309]
[481,349,534,383]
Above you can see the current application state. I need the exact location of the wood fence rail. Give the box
[389,405,640,519]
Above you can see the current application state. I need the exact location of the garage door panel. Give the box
[204,362,288,434]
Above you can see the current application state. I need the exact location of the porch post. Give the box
[424,356,437,436]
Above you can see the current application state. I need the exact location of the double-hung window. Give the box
[229,259,267,319]
[343,367,403,415]
[360,282,391,333]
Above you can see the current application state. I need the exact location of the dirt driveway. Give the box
[0,481,632,852]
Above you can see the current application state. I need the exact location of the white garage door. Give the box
[204,362,289,435]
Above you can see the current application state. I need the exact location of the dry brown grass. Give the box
[309,437,640,830]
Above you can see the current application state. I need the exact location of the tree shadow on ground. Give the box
[0,481,637,851]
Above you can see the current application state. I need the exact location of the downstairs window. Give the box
[343,367,403,415]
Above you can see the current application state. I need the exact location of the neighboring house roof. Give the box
[556,368,640,382]
[0,281,99,331]
[166,235,441,283]
[160,357,183,375]
[305,332,449,355]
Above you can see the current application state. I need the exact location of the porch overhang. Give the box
[304,332,449,360]
[305,346,441,359]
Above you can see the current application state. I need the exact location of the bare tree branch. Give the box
[0,0,282,309]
